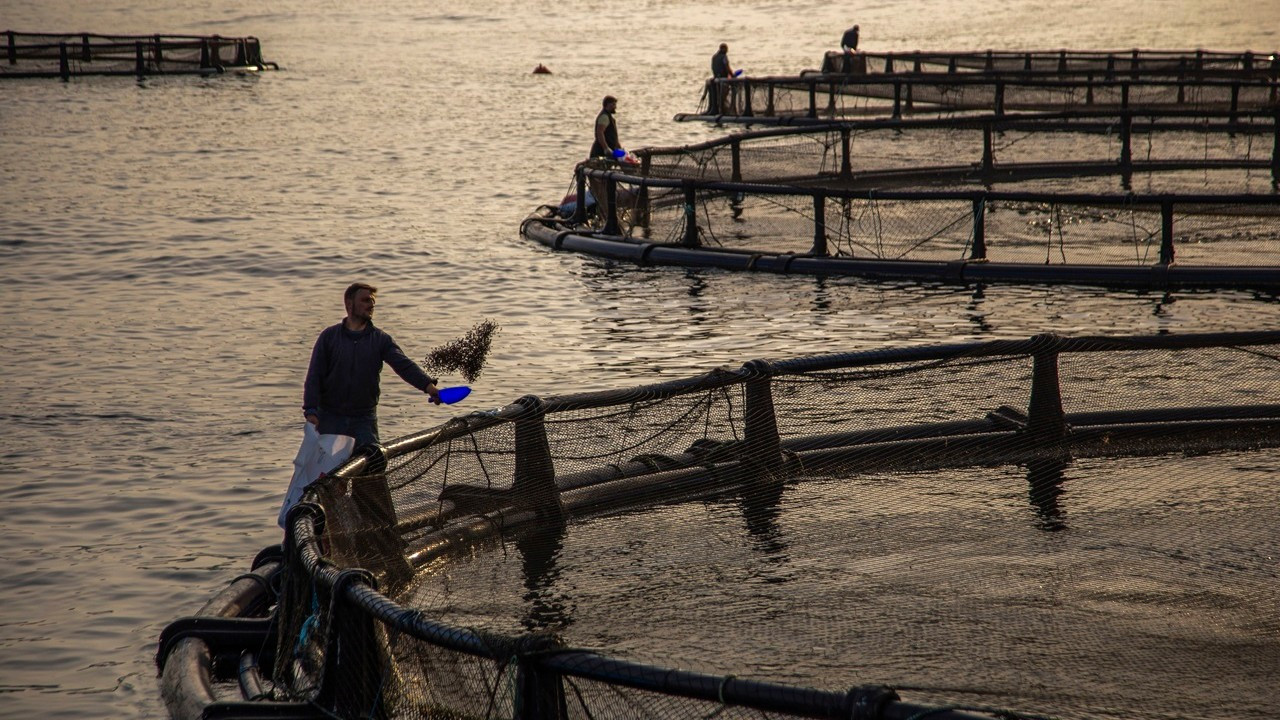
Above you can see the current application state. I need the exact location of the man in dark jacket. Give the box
[303,282,440,447]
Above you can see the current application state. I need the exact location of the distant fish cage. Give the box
[681,48,1279,122]
[523,109,1280,291]
[1,31,278,79]
[157,330,1280,720]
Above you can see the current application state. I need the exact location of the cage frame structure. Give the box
[158,330,1280,720]
[681,48,1280,124]
[1,30,278,79]
[523,108,1280,292]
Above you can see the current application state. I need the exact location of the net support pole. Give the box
[1159,199,1176,265]
[59,42,69,81]
[811,193,828,256]
[512,395,564,520]
[1025,334,1068,447]
[637,156,651,228]
[807,80,817,119]
[318,570,392,720]
[892,81,902,119]
[1271,111,1280,183]
[731,137,742,182]
[742,360,783,478]
[572,165,588,225]
[971,196,987,260]
[602,175,620,236]
[80,34,91,62]
[515,637,569,720]
[840,128,852,180]
[682,180,699,247]
[7,32,15,65]
[135,41,145,77]
[153,34,162,64]
[982,124,994,175]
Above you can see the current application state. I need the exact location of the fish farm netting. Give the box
[689,49,1279,121]
[0,31,275,78]
[522,113,1280,287]
[249,331,1280,720]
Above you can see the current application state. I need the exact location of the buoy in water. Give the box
[533,63,551,74]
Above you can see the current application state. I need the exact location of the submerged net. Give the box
[269,331,1280,720]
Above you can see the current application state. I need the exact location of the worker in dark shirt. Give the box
[841,24,860,53]
[303,282,441,448]
[710,43,736,114]
[590,95,620,158]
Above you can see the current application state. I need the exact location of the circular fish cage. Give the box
[158,330,1280,720]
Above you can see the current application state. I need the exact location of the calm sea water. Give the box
[0,0,1277,717]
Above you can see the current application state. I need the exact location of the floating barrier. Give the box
[158,331,1280,719]
[1,31,279,79]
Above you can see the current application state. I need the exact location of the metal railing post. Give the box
[682,180,700,247]
[1026,334,1068,446]
[602,175,620,236]
[811,193,828,256]
[840,127,852,180]
[731,137,742,182]
[982,124,994,174]
[572,165,588,224]
[971,196,987,260]
[742,360,783,478]
[1159,199,1176,265]
[512,395,564,519]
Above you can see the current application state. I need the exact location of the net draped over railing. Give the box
[199,330,1280,720]
[1,30,277,78]
[520,111,1280,289]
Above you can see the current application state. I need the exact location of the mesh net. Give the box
[269,332,1280,720]
[544,117,1280,272]
[0,31,271,77]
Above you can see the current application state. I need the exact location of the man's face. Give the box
[347,289,376,322]
[605,100,617,114]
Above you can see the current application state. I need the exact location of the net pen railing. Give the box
[1,30,277,78]
[690,73,1280,121]
[244,330,1280,720]
[823,49,1280,78]
[520,114,1280,288]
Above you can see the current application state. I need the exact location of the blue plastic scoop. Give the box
[438,386,472,404]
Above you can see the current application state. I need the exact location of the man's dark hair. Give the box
[602,95,616,107]
[344,282,377,304]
